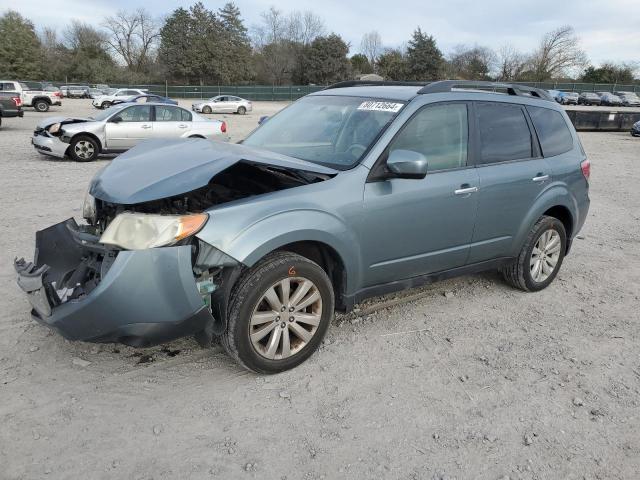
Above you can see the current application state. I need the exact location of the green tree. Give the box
[296,34,350,84]
[218,2,253,82]
[158,8,194,82]
[405,28,443,81]
[0,11,42,79]
[581,63,636,84]
[350,53,373,76]
[63,20,116,82]
[376,49,408,81]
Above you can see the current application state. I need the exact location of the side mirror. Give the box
[386,149,428,179]
[110,116,122,123]
[258,115,269,125]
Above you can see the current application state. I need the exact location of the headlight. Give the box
[48,122,61,134]
[99,212,208,250]
[82,191,97,224]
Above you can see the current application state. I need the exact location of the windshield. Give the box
[243,95,404,169]
[88,104,126,121]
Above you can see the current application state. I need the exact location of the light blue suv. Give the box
[15,81,590,373]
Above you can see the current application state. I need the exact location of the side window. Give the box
[389,103,468,171]
[526,106,574,157]
[476,102,532,164]
[116,105,152,122]
[155,105,181,121]
[180,109,192,122]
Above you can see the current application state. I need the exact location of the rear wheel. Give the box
[502,216,566,292]
[68,135,99,162]
[222,252,334,373]
[202,105,212,114]
[34,100,49,112]
[237,106,247,115]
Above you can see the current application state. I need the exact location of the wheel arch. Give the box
[32,96,52,104]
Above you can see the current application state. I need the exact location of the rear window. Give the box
[476,102,532,164]
[526,106,574,157]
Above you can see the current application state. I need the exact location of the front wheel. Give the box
[502,216,566,292]
[68,135,99,162]
[222,252,334,373]
[100,101,110,109]
[202,105,212,114]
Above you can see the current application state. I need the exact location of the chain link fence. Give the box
[108,84,327,100]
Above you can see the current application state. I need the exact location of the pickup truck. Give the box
[0,91,23,128]
[0,80,62,112]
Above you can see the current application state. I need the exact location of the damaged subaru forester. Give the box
[15,81,590,373]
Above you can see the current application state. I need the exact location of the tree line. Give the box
[0,4,637,86]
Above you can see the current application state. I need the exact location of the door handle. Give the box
[532,174,550,182]
[454,186,478,195]
[141,124,151,129]
[178,124,188,128]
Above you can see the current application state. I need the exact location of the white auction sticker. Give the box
[357,101,403,113]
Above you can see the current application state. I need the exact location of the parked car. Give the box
[31,103,227,162]
[547,89,563,103]
[88,88,104,99]
[578,92,602,106]
[15,80,590,373]
[617,93,640,107]
[0,80,62,112]
[62,85,90,98]
[92,88,147,109]
[192,95,252,114]
[112,94,178,106]
[0,91,23,128]
[559,92,579,105]
[597,92,623,106]
[631,120,640,136]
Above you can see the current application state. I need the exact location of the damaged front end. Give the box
[14,218,231,347]
[31,117,87,158]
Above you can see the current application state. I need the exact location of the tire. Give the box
[502,215,567,292]
[222,251,334,373]
[68,135,99,162]
[100,101,110,109]
[237,106,247,115]
[202,105,212,114]
[34,100,49,112]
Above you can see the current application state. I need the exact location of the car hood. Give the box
[89,139,339,205]
[36,116,90,129]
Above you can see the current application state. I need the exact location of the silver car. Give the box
[192,95,252,115]
[32,103,227,161]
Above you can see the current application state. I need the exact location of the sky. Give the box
[8,0,640,67]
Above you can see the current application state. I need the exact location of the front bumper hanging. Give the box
[14,219,215,347]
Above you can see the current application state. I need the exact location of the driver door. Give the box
[104,105,153,150]
[359,102,479,286]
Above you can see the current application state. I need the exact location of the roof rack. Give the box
[323,79,553,102]
[418,80,554,101]
[323,80,429,90]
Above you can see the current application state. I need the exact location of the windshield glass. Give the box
[243,95,404,169]
[88,104,126,121]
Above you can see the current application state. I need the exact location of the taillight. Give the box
[53,91,61,97]
[12,96,21,107]
[581,159,590,181]
[221,121,227,134]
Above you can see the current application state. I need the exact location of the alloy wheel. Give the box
[249,277,322,360]
[74,140,95,160]
[530,229,561,283]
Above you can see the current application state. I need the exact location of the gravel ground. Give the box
[1,99,639,480]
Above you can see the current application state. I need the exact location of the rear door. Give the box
[468,101,552,263]
[104,105,153,149]
[152,105,191,138]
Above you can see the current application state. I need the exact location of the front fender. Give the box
[510,182,578,256]
[197,209,362,293]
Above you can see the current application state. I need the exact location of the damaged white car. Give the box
[32,103,227,162]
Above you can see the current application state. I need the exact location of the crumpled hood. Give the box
[36,116,89,129]
[89,139,338,205]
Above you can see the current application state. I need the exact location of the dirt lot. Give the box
[1,99,639,480]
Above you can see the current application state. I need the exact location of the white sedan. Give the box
[32,103,227,162]
[192,95,252,115]
[92,88,147,109]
